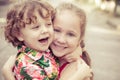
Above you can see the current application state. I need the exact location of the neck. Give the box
[59,58,68,67]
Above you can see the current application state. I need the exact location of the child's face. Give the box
[17,12,54,52]
[51,10,81,57]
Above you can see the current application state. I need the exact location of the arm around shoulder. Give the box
[69,59,92,80]
[59,59,92,80]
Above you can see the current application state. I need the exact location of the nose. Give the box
[55,34,66,44]
[41,25,48,34]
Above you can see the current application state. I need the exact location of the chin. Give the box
[52,50,64,57]
[39,47,49,51]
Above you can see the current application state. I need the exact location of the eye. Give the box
[54,28,60,33]
[32,25,40,29]
[67,32,75,37]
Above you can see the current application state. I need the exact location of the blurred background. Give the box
[0,0,120,80]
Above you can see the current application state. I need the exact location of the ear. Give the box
[78,36,84,47]
[79,37,83,44]
[16,33,24,41]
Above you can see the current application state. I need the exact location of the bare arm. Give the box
[59,59,92,80]
[70,59,92,80]
[2,55,16,80]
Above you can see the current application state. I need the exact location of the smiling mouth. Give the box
[53,43,67,50]
[39,37,49,43]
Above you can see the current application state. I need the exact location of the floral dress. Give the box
[13,45,59,80]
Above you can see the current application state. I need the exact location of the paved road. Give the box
[0,1,120,80]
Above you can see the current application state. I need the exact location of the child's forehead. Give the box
[23,10,52,23]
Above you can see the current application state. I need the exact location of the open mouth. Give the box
[39,37,49,43]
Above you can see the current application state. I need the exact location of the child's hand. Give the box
[61,46,82,63]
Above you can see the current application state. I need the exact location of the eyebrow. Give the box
[68,30,77,34]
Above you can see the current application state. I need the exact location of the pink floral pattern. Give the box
[13,45,59,80]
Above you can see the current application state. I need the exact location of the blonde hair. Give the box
[4,0,55,47]
[53,2,86,39]
[53,3,93,80]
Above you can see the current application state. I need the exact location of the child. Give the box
[3,0,59,80]
[50,2,93,80]
[2,1,92,80]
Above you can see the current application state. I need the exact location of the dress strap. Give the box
[58,55,82,80]
[58,62,69,79]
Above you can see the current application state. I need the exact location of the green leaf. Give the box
[20,67,32,80]
[43,77,49,80]
[49,73,57,80]
[25,47,31,53]
[15,60,18,66]
[40,55,44,61]
[40,70,45,75]
[17,45,22,50]
[32,50,37,57]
